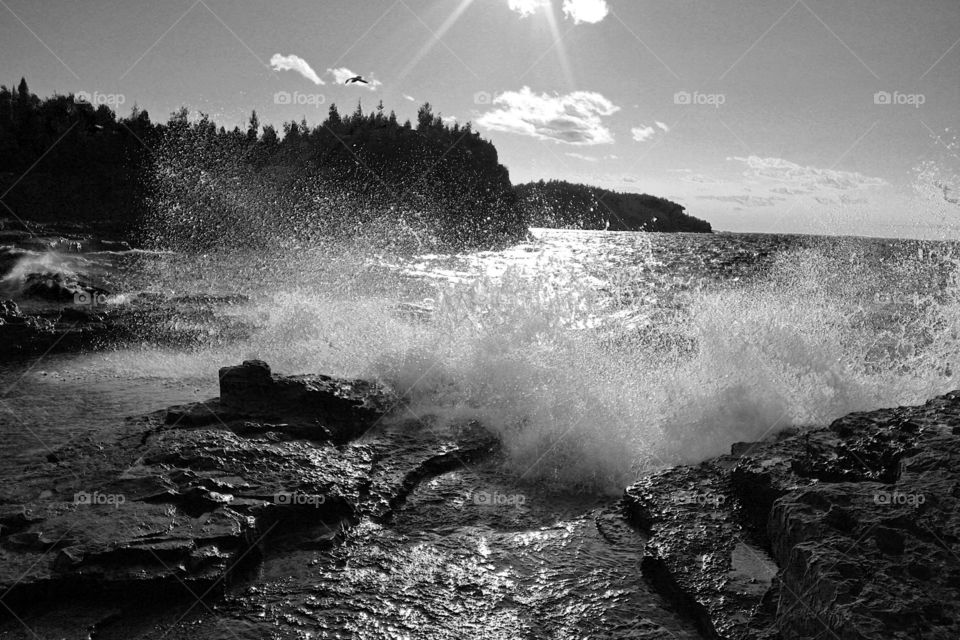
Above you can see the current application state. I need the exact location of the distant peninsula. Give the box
[516,180,712,233]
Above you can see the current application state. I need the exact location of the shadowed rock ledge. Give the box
[0,361,497,624]
[624,392,960,640]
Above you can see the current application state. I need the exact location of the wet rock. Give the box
[0,221,130,255]
[0,298,20,318]
[624,391,960,639]
[21,271,112,306]
[57,305,105,323]
[0,362,497,624]
[0,499,258,613]
[218,360,397,442]
[0,295,117,359]
[0,303,61,357]
[625,462,779,640]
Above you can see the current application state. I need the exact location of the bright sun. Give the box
[399,0,574,89]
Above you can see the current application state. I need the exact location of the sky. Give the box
[1,0,958,238]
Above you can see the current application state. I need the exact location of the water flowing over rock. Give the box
[624,391,960,640]
[0,361,497,628]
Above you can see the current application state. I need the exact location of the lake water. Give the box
[3,228,957,488]
[1,228,958,637]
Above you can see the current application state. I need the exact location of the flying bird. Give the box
[345,75,369,85]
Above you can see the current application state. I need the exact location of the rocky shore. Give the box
[0,220,257,359]
[0,361,498,637]
[1,358,958,638]
[625,393,960,639]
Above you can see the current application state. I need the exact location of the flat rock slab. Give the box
[625,462,779,640]
[0,362,495,621]
[0,500,255,607]
[624,391,960,640]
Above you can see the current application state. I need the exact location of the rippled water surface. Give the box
[2,228,959,637]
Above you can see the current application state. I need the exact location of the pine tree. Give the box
[326,103,342,128]
[247,110,259,142]
[261,124,278,146]
[416,103,433,130]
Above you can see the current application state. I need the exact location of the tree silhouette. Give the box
[0,77,706,250]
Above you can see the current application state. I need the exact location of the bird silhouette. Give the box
[345,75,369,85]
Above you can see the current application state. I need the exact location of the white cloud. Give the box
[681,173,723,185]
[631,126,656,142]
[327,67,382,90]
[655,121,670,132]
[508,0,548,18]
[566,152,599,162]
[729,156,887,191]
[270,53,324,85]
[403,94,416,102]
[562,0,609,24]
[476,86,619,145]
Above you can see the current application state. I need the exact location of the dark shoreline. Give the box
[1,358,957,638]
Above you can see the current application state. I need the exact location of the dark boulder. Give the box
[21,272,109,304]
[217,360,396,442]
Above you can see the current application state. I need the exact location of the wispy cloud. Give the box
[327,67,382,90]
[729,156,887,191]
[562,0,609,24]
[770,186,811,195]
[477,87,619,145]
[566,152,599,162]
[631,125,656,142]
[655,121,670,133]
[697,194,787,207]
[403,94,417,102]
[270,53,324,85]
[681,173,723,185]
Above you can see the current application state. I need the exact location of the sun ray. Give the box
[542,1,576,89]
[397,0,477,84]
